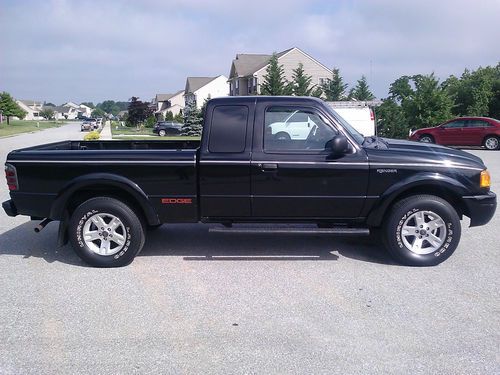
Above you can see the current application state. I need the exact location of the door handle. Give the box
[260,163,278,171]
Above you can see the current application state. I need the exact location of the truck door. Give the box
[199,103,253,218]
[250,104,369,218]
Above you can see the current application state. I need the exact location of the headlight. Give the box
[480,170,491,188]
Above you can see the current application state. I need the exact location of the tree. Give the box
[404,74,453,129]
[321,68,348,101]
[91,108,106,118]
[311,86,323,98]
[0,92,26,124]
[375,99,408,138]
[164,111,174,121]
[291,63,314,96]
[44,102,56,107]
[349,75,375,101]
[40,108,55,120]
[181,100,203,136]
[96,100,121,116]
[260,53,292,95]
[127,97,153,127]
[443,64,500,117]
[173,112,184,123]
[81,102,95,109]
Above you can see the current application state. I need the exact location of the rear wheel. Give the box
[158,129,166,137]
[419,135,434,143]
[382,195,461,266]
[69,197,145,267]
[484,136,499,150]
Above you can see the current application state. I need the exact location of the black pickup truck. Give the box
[3,96,497,267]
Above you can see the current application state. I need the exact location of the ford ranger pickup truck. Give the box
[2,96,497,267]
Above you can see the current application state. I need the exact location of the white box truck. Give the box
[326,101,381,137]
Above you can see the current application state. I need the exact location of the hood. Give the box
[365,137,485,169]
[413,126,436,133]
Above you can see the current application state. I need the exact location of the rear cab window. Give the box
[209,105,249,153]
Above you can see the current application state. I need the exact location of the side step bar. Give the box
[209,226,370,236]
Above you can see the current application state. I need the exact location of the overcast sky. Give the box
[1,0,499,104]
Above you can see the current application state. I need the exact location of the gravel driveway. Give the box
[0,129,498,374]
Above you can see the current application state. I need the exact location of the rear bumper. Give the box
[463,192,497,227]
[2,200,18,217]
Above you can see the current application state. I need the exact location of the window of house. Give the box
[319,77,329,85]
[264,107,337,152]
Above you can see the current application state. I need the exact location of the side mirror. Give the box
[328,135,350,155]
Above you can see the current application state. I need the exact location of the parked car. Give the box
[3,96,496,268]
[153,121,184,136]
[409,117,500,150]
[80,120,97,131]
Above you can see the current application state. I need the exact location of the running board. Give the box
[209,227,370,236]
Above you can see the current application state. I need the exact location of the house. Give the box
[117,110,128,120]
[15,100,44,120]
[153,90,185,117]
[52,105,79,120]
[184,75,229,109]
[228,47,332,96]
[78,104,93,118]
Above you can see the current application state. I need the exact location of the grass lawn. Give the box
[111,125,200,141]
[0,120,65,137]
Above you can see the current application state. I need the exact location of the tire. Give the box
[382,195,461,266]
[158,129,166,137]
[419,135,434,143]
[275,132,291,141]
[69,197,146,267]
[484,136,499,150]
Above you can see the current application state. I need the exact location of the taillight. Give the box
[5,164,18,191]
[370,108,375,121]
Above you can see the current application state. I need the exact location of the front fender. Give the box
[366,172,469,227]
[49,173,160,225]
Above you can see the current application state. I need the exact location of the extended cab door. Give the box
[199,101,254,218]
[250,102,369,218]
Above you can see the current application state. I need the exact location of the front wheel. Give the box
[382,195,461,266]
[69,197,145,267]
[419,135,434,143]
[484,136,499,150]
[158,129,166,137]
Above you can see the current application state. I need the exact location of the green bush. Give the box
[144,116,156,128]
[83,131,100,141]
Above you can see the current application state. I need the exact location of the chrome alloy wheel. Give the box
[400,211,446,255]
[82,213,127,256]
[485,137,499,150]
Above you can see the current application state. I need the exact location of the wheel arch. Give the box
[50,173,160,226]
[366,174,468,227]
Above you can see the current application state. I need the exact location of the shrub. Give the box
[83,131,100,141]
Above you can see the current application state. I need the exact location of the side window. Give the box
[443,120,465,129]
[467,120,488,128]
[209,105,248,153]
[264,107,337,151]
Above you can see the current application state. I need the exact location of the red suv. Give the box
[409,117,500,150]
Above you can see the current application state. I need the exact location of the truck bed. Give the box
[17,139,201,152]
[6,139,200,223]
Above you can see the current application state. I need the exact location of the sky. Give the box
[1,0,499,104]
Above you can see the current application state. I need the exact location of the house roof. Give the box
[52,105,73,114]
[155,90,184,102]
[19,100,43,107]
[229,48,294,78]
[185,76,220,94]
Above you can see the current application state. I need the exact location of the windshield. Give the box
[324,106,365,145]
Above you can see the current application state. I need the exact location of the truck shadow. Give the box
[0,222,397,267]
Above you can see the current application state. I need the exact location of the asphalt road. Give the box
[0,128,499,374]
